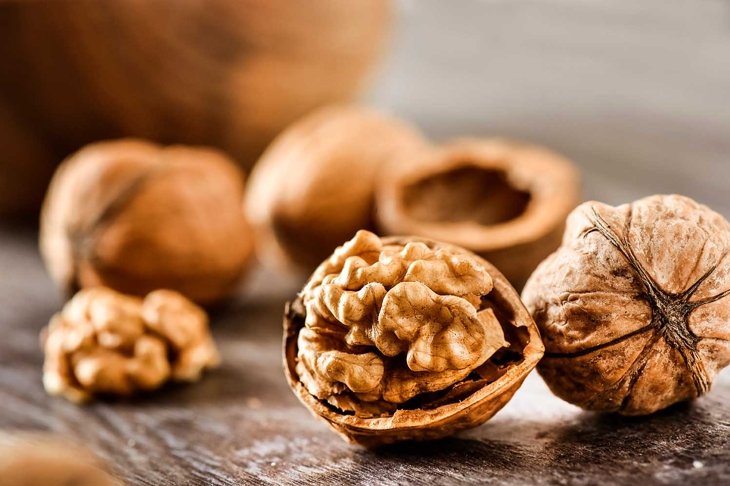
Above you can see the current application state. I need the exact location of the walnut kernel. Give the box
[42,287,220,403]
[284,230,544,446]
[522,195,730,415]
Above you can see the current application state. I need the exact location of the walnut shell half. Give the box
[522,194,730,415]
[283,230,544,446]
[40,139,254,304]
[375,138,579,289]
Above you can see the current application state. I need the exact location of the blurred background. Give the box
[2,0,729,219]
[370,0,730,214]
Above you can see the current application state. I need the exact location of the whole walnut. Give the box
[42,287,220,403]
[245,106,425,272]
[522,195,730,415]
[40,139,254,304]
[284,230,544,446]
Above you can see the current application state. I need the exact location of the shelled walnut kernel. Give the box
[42,287,220,403]
[284,230,544,446]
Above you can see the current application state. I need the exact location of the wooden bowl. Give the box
[0,0,392,216]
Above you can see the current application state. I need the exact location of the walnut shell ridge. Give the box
[522,194,730,415]
[40,139,254,304]
[284,230,544,446]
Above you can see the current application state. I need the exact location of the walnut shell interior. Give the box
[283,231,544,447]
[376,139,579,289]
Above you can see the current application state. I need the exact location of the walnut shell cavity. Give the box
[42,287,220,403]
[284,230,544,447]
[245,106,426,273]
[40,139,255,305]
[375,139,580,289]
[522,195,730,415]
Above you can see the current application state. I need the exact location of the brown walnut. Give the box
[522,194,730,415]
[375,138,579,289]
[42,287,220,403]
[0,434,119,486]
[245,106,425,272]
[284,230,544,446]
[0,0,391,217]
[40,139,254,304]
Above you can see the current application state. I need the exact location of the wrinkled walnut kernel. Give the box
[42,287,220,403]
[296,230,508,417]
[284,231,545,446]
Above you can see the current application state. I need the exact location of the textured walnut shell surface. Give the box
[0,0,392,217]
[522,194,730,415]
[245,106,425,272]
[283,232,544,447]
[40,139,254,304]
[375,138,579,289]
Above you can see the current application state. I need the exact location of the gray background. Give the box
[372,0,730,214]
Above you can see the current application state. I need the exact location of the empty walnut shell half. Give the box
[245,105,425,272]
[376,138,579,289]
[283,230,544,446]
[40,139,254,304]
[522,194,730,415]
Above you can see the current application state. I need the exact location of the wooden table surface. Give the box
[2,1,730,485]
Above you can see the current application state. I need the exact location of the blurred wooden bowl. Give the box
[0,0,392,216]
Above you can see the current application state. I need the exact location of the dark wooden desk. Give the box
[2,1,730,484]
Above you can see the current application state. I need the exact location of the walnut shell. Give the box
[245,106,426,272]
[42,287,220,403]
[522,195,730,415]
[283,230,544,446]
[0,0,392,217]
[40,139,254,304]
[375,138,579,289]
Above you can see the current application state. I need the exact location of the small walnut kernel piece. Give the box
[522,194,730,415]
[42,287,220,403]
[284,231,545,446]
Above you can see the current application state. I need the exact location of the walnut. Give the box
[244,106,425,272]
[375,138,580,289]
[0,434,119,486]
[40,139,254,304]
[284,230,544,446]
[522,195,730,415]
[42,287,220,403]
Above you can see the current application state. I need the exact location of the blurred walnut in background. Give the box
[42,287,220,403]
[245,106,425,272]
[0,434,120,486]
[0,0,392,217]
[40,139,254,305]
[376,139,579,289]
